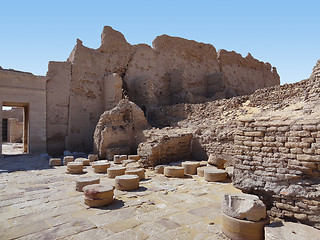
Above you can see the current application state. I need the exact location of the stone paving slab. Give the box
[0,154,243,239]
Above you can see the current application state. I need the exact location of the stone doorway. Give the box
[1,103,29,155]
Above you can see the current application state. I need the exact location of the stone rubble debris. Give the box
[66,162,84,174]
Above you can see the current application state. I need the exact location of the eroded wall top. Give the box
[47,26,280,153]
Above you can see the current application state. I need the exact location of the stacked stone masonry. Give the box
[138,132,193,166]
[233,118,320,229]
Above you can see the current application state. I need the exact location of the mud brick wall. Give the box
[138,133,193,166]
[233,117,320,229]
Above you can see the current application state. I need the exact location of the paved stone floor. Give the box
[0,155,242,239]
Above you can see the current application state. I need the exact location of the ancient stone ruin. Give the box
[93,99,149,160]
[0,25,279,156]
[1,25,319,238]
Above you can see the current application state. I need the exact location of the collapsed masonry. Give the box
[137,59,319,229]
[46,26,279,155]
[93,99,149,160]
[234,117,320,229]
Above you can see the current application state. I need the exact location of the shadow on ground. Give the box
[0,154,51,173]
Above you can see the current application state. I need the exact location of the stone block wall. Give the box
[46,61,71,155]
[138,132,193,166]
[233,117,320,229]
[8,118,23,143]
[0,68,47,154]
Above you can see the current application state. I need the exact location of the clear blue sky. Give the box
[0,0,319,84]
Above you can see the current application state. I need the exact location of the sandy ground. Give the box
[0,155,243,239]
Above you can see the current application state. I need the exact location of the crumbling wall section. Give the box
[152,35,221,104]
[233,117,320,229]
[138,131,193,166]
[46,61,72,155]
[94,99,149,159]
[65,26,132,152]
[46,26,280,154]
[218,50,279,97]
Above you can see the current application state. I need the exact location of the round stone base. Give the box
[75,158,90,166]
[182,161,200,175]
[114,155,127,164]
[221,212,269,240]
[128,155,141,161]
[164,166,185,178]
[83,184,114,199]
[204,169,227,182]
[92,161,111,173]
[76,176,100,191]
[49,158,62,166]
[115,174,140,191]
[197,166,218,177]
[154,165,165,174]
[107,167,126,178]
[67,162,83,174]
[125,168,145,180]
[84,196,113,207]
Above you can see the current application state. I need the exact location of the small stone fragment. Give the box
[49,158,62,166]
[63,156,74,165]
[114,155,127,164]
[128,155,141,161]
[154,165,166,174]
[88,154,99,162]
[222,194,267,221]
[75,158,90,166]
[225,166,234,179]
[207,154,226,169]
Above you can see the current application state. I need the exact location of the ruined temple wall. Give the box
[46,26,280,153]
[218,50,280,97]
[64,27,132,153]
[138,132,193,166]
[152,35,221,104]
[233,118,320,228]
[46,61,72,155]
[123,44,169,111]
[94,99,149,159]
